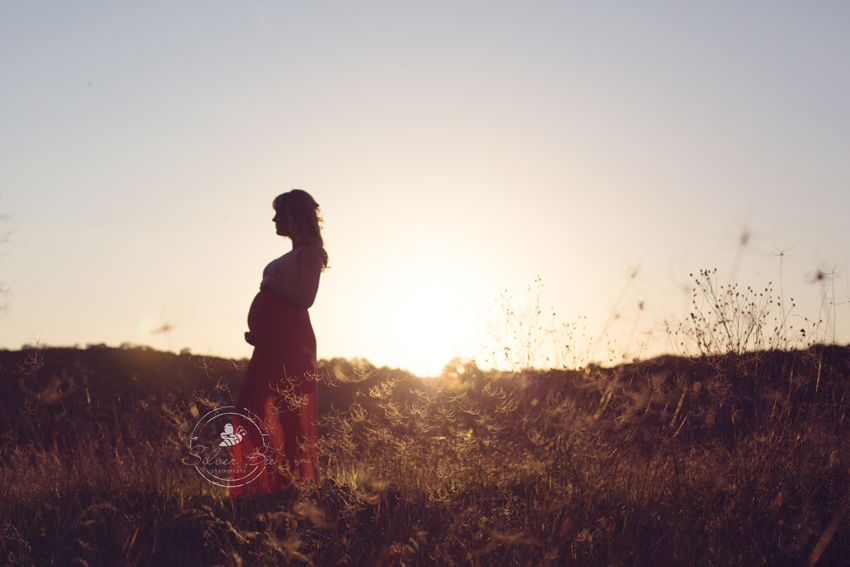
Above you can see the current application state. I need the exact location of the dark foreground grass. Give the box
[2,342,849,566]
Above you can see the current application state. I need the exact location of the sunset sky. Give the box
[2,2,849,376]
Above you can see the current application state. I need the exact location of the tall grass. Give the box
[1,271,849,566]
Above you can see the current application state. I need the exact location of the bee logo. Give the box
[219,423,247,447]
[185,406,272,488]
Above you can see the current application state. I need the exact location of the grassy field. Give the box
[1,340,849,566]
[2,271,849,566]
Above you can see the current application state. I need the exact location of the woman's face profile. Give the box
[272,209,289,237]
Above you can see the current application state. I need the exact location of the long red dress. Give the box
[229,289,319,496]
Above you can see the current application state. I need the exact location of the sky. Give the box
[2,2,849,377]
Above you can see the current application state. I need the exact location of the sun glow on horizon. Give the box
[2,3,849,379]
[358,248,484,377]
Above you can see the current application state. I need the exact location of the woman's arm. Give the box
[260,246,324,309]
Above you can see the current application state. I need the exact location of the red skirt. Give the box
[229,290,319,496]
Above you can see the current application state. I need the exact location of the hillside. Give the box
[2,343,849,565]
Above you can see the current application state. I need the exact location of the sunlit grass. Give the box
[2,270,849,565]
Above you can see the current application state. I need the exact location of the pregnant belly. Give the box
[247,290,315,351]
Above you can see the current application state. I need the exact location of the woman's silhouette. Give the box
[229,189,328,496]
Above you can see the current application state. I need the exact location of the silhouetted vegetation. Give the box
[2,269,849,565]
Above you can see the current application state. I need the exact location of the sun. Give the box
[362,250,482,377]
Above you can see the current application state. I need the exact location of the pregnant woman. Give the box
[230,189,328,496]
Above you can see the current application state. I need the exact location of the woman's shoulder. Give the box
[295,245,325,270]
[295,244,323,254]
[295,245,323,260]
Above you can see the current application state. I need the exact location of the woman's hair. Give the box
[273,189,329,270]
